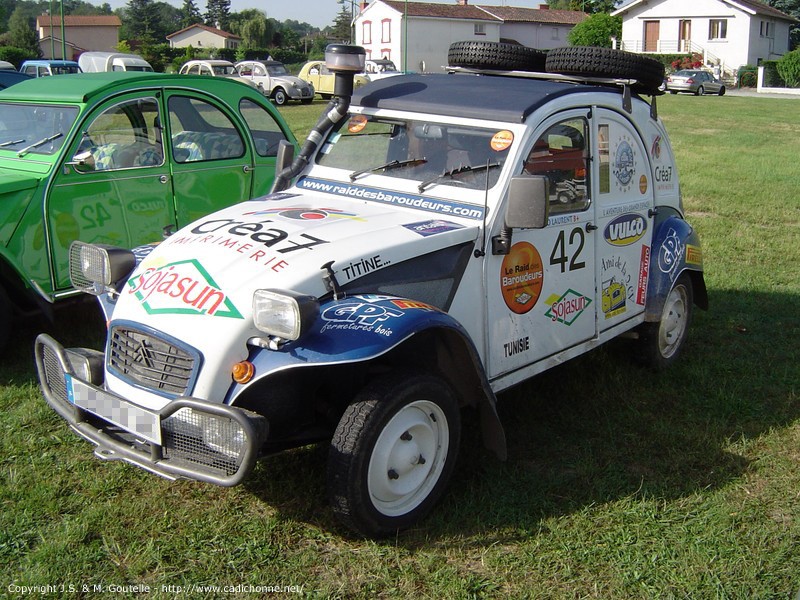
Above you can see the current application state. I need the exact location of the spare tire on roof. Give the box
[545,46,665,95]
[448,41,547,72]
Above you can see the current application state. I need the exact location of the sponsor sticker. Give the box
[127,259,243,319]
[604,213,648,247]
[658,228,684,281]
[686,244,703,266]
[601,254,634,319]
[500,242,544,314]
[348,114,368,133]
[490,130,514,152]
[637,245,650,305]
[544,289,592,326]
[613,137,635,192]
[403,219,465,237]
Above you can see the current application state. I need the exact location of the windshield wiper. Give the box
[0,139,25,148]
[349,158,427,181]
[418,161,501,193]
[17,132,63,157]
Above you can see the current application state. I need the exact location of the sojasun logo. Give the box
[604,213,647,247]
[127,259,243,319]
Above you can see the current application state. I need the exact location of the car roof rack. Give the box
[445,65,659,119]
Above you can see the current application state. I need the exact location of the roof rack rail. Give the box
[445,65,660,118]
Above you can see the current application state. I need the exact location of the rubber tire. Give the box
[301,98,313,104]
[637,273,693,370]
[718,86,726,96]
[696,85,704,96]
[448,40,546,72]
[273,88,288,106]
[327,371,460,537]
[545,46,665,95]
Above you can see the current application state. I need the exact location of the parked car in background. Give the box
[0,72,297,352]
[298,59,369,99]
[235,59,314,105]
[0,60,16,71]
[19,59,81,77]
[78,51,153,73]
[179,59,257,89]
[666,70,726,95]
[363,58,402,81]
[0,70,31,89]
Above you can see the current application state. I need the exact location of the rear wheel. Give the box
[448,41,546,72]
[0,285,9,354]
[718,86,726,96]
[328,371,460,537]
[637,273,693,370]
[545,46,665,95]
[696,85,705,96]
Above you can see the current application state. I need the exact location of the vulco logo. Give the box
[604,213,647,246]
[127,259,243,319]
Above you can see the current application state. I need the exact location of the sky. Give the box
[101,0,526,30]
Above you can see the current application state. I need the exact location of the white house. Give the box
[166,23,242,51]
[354,0,587,73]
[612,0,796,76]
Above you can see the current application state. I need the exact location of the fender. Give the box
[227,293,507,459]
[645,213,707,321]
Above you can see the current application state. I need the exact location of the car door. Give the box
[164,90,255,227]
[593,108,654,330]
[487,110,597,378]
[47,93,173,291]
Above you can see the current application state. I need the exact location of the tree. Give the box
[7,7,39,54]
[331,4,352,42]
[229,9,273,48]
[766,0,800,48]
[777,47,800,85]
[179,0,203,29]
[205,0,231,30]
[567,12,622,47]
[125,0,161,44]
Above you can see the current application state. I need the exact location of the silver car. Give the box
[235,60,315,105]
[666,69,726,95]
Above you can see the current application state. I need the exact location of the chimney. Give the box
[360,1,369,10]
[458,0,469,5]
[539,4,549,8]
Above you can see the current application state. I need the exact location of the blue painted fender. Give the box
[645,213,707,321]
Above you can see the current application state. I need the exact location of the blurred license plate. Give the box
[66,375,161,444]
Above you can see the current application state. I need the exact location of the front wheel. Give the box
[718,86,726,96]
[0,284,10,355]
[327,371,460,537]
[273,88,288,106]
[637,273,693,370]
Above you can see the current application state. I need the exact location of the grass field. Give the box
[2,93,799,598]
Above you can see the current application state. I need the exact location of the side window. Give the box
[73,97,163,171]
[239,98,289,157]
[168,96,245,163]
[522,118,590,214]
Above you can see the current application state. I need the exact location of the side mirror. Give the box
[275,139,295,176]
[493,176,549,255]
[506,175,549,229]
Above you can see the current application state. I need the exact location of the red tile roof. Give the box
[166,23,242,40]
[37,15,122,27]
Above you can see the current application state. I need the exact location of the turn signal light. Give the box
[232,361,255,384]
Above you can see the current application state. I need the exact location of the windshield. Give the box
[267,65,289,76]
[52,65,81,75]
[0,103,78,155]
[316,114,513,191]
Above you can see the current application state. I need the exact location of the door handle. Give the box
[585,222,598,232]
[159,175,168,184]
[242,165,251,173]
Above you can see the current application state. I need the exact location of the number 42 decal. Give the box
[549,227,586,272]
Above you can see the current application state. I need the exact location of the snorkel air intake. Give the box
[270,45,366,193]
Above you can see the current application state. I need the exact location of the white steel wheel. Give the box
[367,399,449,517]
[638,273,694,370]
[328,372,460,537]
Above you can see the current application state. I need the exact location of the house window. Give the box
[709,19,727,40]
[382,19,391,42]
[760,21,774,38]
[552,28,559,40]
[474,23,486,36]
[363,21,372,44]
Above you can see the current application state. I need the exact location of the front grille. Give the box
[108,326,195,396]
[39,341,68,403]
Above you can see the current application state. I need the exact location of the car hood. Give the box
[0,168,40,195]
[0,168,41,243]
[273,75,308,87]
[106,190,478,403]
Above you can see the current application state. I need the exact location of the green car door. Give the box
[47,92,175,291]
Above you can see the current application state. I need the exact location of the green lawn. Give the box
[1,93,798,598]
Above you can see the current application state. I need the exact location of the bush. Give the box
[776,48,800,87]
[761,60,784,87]
[568,13,622,48]
[0,46,38,68]
[670,53,704,71]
